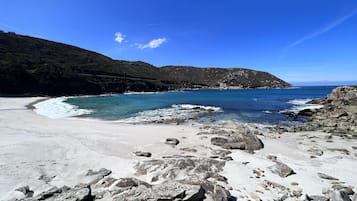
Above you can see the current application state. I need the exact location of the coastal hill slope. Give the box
[0,31,290,96]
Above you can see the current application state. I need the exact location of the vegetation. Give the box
[0,32,290,96]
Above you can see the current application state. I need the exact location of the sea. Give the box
[34,86,335,125]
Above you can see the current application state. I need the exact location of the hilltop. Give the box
[0,31,290,96]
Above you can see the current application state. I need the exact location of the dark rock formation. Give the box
[0,32,290,96]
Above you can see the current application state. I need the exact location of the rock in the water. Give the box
[15,185,34,198]
[298,109,315,116]
[134,151,152,157]
[165,138,180,145]
[268,161,296,177]
[318,172,339,180]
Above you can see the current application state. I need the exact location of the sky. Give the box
[1,0,357,85]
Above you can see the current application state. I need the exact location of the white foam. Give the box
[117,104,222,124]
[33,97,93,119]
[283,98,323,113]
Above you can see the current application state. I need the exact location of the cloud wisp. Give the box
[280,9,357,60]
[114,32,125,43]
[135,37,167,49]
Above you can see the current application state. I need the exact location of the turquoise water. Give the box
[66,86,335,124]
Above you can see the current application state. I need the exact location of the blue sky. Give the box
[1,0,357,84]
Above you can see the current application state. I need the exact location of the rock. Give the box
[180,147,198,152]
[94,176,117,188]
[86,168,112,177]
[38,174,55,184]
[133,151,152,157]
[309,86,357,135]
[305,195,329,201]
[134,158,225,183]
[332,184,354,195]
[268,161,296,177]
[211,149,232,157]
[298,109,315,116]
[210,127,264,152]
[281,111,298,118]
[222,142,246,149]
[115,177,151,188]
[340,191,352,201]
[55,184,93,201]
[165,138,180,145]
[290,185,303,197]
[318,172,339,180]
[34,186,62,200]
[15,185,34,198]
[267,154,278,161]
[113,181,206,201]
[211,137,229,146]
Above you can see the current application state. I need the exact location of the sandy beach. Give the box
[0,97,356,200]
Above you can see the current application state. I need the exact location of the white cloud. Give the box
[114,32,125,43]
[135,37,167,49]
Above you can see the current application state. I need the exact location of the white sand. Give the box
[0,97,356,200]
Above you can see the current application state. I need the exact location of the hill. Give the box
[0,31,290,96]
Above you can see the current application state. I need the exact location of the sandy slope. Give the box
[0,97,356,200]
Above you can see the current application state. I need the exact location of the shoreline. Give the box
[0,96,356,200]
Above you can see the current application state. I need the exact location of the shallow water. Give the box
[62,86,334,125]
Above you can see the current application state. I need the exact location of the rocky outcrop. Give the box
[199,123,264,153]
[17,167,233,201]
[309,86,357,135]
[0,31,290,96]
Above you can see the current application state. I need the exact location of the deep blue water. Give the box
[65,86,335,124]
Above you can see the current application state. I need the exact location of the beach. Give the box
[1,96,356,200]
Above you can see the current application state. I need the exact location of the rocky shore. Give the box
[308,86,357,135]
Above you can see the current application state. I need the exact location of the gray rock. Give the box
[222,142,246,150]
[134,151,152,157]
[211,137,229,146]
[15,185,34,198]
[306,194,329,201]
[34,186,62,200]
[318,172,339,180]
[268,161,296,177]
[113,181,205,201]
[165,138,180,145]
[55,184,93,201]
[115,177,151,188]
[86,168,112,177]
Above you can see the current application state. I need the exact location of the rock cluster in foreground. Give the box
[16,160,233,201]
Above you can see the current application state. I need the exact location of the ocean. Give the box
[34,86,335,125]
